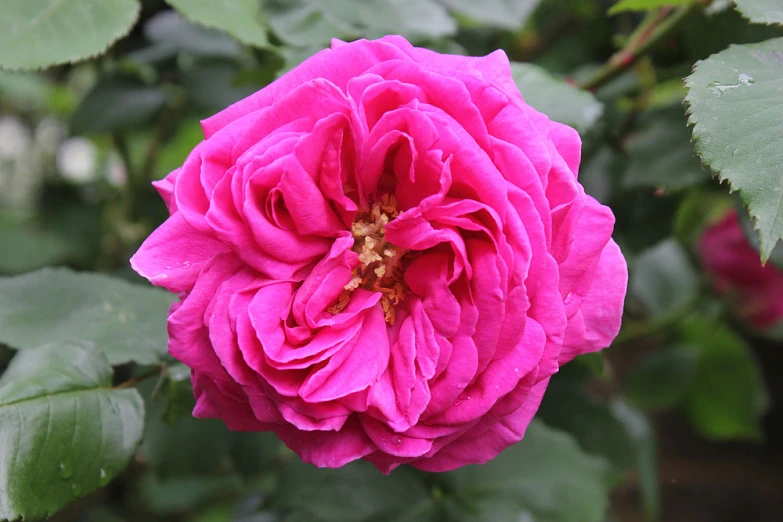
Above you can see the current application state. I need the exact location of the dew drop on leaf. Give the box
[98,468,110,487]
[59,459,74,480]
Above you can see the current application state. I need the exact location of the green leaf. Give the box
[625,346,699,411]
[0,340,144,521]
[538,383,636,474]
[274,422,610,522]
[440,0,540,30]
[141,376,280,479]
[230,430,282,478]
[646,77,689,110]
[608,0,691,15]
[138,473,243,515]
[0,71,50,110]
[278,44,329,75]
[157,119,206,174]
[579,146,619,204]
[268,0,456,47]
[735,0,783,25]
[685,38,783,263]
[269,2,354,48]
[182,63,260,110]
[0,0,140,71]
[71,78,166,134]
[0,268,174,365]
[574,351,606,377]
[611,401,660,521]
[681,7,783,63]
[680,320,770,440]
[165,0,270,48]
[673,188,732,245]
[444,420,612,522]
[630,239,699,318]
[735,201,783,270]
[134,10,242,62]
[142,385,235,479]
[623,109,707,191]
[0,219,76,275]
[511,62,604,135]
[273,461,432,522]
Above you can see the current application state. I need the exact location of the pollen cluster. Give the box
[329,194,409,324]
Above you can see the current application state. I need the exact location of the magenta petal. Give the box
[201,38,412,138]
[529,254,567,380]
[556,196,616,317]
[412,377,549,472]
[699,210,783,327]
[131,212,229,293]
[573,239,627,358]
[360,415,433,458]
[299,304,390,402]
[167,254,242,379]
[152,168,180,213]
[275,416,376,469]
[192,371,277,431]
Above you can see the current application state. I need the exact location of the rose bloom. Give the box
[132,36,627,473]
[699,209,783,328]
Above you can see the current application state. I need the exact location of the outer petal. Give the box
[152,168,180,213]
[559,239,627,364]
[201,38,412,137]
[274,416,376,469]
[412,377,549,472]
[556,196,616,317]
[192,371,278,431]
[130,211,230,293]
[390,35,520,99]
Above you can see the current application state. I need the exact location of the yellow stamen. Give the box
[329,194,409,324]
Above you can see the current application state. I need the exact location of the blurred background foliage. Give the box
[1,1,783,521]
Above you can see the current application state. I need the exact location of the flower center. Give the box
[329,194,410,324]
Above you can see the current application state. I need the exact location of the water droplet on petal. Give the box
[514,367,520,373]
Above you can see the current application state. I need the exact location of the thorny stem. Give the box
[579,2,707,91]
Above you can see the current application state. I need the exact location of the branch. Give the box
[579,3,704,91]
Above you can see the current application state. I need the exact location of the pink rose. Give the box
[131,36,627,473]
[699,209,783,328]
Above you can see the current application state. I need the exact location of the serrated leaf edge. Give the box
[164,0,271,49]
[0,0,142,72]
[683,46,783,264]
[733,1,783,27]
